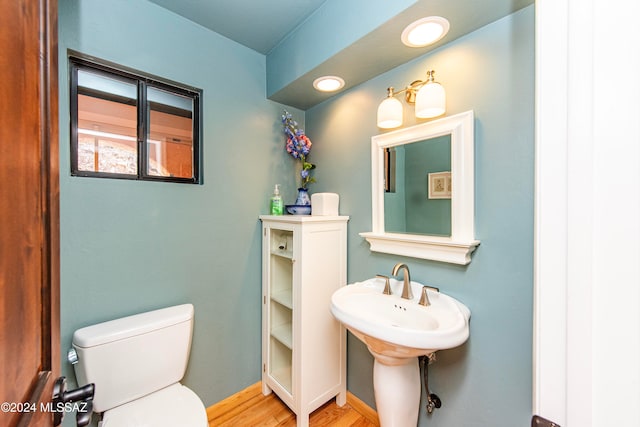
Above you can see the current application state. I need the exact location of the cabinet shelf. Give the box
[271,289,293,309]
[271,323,292,349]
[271,249,293,259]
[271,366,292,393]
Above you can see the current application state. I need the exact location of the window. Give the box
[69,55,201,183]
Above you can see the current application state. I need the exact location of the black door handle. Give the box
[532,415,561,427]
[52,376,94,427]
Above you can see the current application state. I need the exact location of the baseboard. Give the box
[206,381,378,425]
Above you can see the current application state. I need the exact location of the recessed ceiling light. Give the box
[313,76,345,92]
[401,16,450,48]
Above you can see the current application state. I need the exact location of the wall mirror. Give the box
[360,110,480,264]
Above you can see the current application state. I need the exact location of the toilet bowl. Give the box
[71,304,207,427]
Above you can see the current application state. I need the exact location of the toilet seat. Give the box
[101,383,207,427]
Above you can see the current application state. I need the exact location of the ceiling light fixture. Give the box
[376,69,445,129]
[401,16,450,47]
[313,76,345,92]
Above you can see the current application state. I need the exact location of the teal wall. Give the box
[58,1,533,426]
[306,5,534,426]
[266,0,415,97]
[405,136,451,235]
[384,137,453,236]
[384,146,406,233]
[58,0,302,423]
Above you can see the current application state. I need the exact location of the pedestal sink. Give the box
[330,276,470,427]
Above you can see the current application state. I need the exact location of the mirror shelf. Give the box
[361,110,479,265]
[360,232,479,265]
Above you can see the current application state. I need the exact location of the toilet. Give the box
[71,304,208,426]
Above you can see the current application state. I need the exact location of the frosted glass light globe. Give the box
[415,82,445,119]
[377,96,403,128]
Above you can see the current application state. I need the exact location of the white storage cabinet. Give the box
[259,215,349,427]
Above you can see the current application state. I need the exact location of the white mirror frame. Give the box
[360,110,480,264]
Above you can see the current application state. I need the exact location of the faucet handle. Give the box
[376,274,392,295]
[418,285,440,306]
[425,285,439,293]
[418,286,430,306]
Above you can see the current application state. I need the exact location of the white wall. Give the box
[535,0,640,425]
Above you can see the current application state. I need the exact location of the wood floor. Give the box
[207,382,379,427]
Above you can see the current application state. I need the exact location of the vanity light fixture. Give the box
[401,16,450,48]
[377,87,404,129]
[313,76,345,92]
[376,70,446,129]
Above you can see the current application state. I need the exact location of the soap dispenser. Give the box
[270,184,284,215]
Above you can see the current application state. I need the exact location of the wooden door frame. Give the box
[36,0,61,420]
[0,0,60,425]
[23,0,60,424]
[535,0,640,425]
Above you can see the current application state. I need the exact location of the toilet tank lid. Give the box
[73,304,194,349]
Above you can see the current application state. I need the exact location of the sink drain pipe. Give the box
[419,353,442,414]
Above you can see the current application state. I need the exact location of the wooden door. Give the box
[0,0,60,426]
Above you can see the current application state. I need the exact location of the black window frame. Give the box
[69,53,202,184]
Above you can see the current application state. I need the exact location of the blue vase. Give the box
[295,188,311,206]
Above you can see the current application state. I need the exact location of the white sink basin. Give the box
[330,275,470,426]
[330,276,470,359]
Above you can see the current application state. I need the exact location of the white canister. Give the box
[311,193,339,216]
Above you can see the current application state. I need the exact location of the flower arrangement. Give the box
[281,110,316,189]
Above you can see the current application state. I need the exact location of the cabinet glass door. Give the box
[268,229,293,393]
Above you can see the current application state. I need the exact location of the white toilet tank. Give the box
[72,304,194,413]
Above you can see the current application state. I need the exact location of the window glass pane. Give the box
[70,57,201,183]
[146,86,194,178]
[76,70,138,174]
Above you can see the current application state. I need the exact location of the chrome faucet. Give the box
[391,262,413,300]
